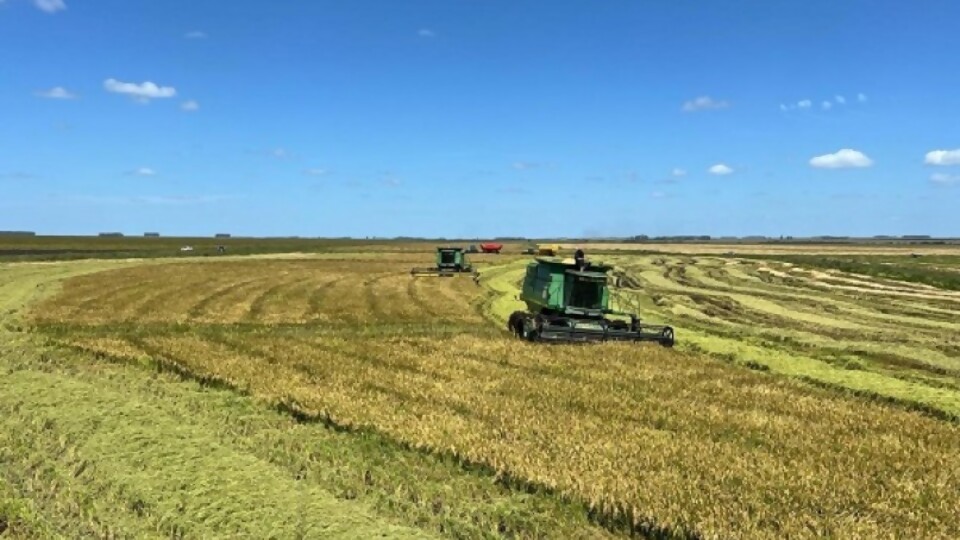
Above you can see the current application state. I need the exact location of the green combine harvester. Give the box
[410,247,476,277]
[508,251,675,345]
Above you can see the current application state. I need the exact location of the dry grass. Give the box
[566,242,960,256]
[612,255,960,416]
[28,256,960,539]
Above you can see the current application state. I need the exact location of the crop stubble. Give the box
[29,255,960,539]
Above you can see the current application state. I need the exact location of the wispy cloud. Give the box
[809,149,873,169]
[780,99,813,111]
[418,28,435,38]
[245,147,298,159]
[104,78,177,102]
[512,161,542,170]
[782,93,864,112]
[931,173,960,186]
[682,96,730,112]
[381,174,401,187]
[708,163,734,176]
[180,100,199,111]
[672,168,687,177]
[33,0,66,13]
[924,149,960,166]
[35,86,76,99]
[184,31,207,39]
[302,168,328,176]
[128,167,157,177]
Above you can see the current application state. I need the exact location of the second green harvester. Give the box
[410,247,475,277]
[508,252,675,345]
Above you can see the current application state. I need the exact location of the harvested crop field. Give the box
[564,242,960,256]
[607,255,960,418]
[10,250,960,539]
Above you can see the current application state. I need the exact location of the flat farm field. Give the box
[4,248,958,539]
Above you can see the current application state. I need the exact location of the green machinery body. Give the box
[410,247,476,277]
[509,256,674,345]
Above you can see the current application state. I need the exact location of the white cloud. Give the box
[184,31,207,39]
[809,149,873,169]
[858,92,867,102]
[672,168,687,177]
[682,96,730,112]
[180,100,200,111]
[797,99,812,109]
[104,79,177,102]
[132,167,157,176]
[35,86,76,99]
[418,29,435,38]
[835,95,846,104]
[924,149,960,166]
[303,168,327,176]
[931,173,960,186]
[33,0,66,13]
[708,163,733,175]
[779,103,789,112]
[822,101,833,110]
[271,148,289,159]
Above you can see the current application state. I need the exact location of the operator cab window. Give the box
[570,278,603,309]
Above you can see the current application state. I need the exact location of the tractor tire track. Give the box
[186,278,261,320]
[362,274,392,323]
[243,273,314,323]
[406,276,438,318]
[305,276,349,320]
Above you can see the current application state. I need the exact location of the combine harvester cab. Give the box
[411,247,477,277]
[508,253,674,346]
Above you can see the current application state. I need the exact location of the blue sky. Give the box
[2,0,958,238]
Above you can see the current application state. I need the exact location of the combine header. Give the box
[410,247,476,277]
[508,251,674,345]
